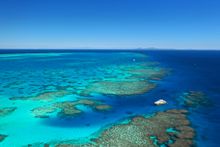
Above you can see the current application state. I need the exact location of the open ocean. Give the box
[0,49,219,147]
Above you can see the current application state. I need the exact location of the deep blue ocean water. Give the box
[145,50,220,147]
[0,49,219,146]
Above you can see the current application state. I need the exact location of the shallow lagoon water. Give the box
[0,50,220,146]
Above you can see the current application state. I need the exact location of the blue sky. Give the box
[0,0,220,49]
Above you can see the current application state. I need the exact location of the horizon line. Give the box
[0,48,220,51]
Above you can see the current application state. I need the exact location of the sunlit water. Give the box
[0,50,219,147]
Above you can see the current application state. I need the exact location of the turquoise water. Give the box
[0,50,220,146]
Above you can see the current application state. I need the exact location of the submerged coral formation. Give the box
[82,81,156,96]
[0,52,172,146]
[54,101,84,118]
[94,105,112,111]
[80,63,168,96]
[0,107,16,117]
[31,106,57,118]
[32,99,112,118]
[126,67,167,81]
[7,59,168,100]
[89,109,194,147]
[10,90,70,101]
[179,91,211,108]
[32,109,194,147]
[0,134,7,142]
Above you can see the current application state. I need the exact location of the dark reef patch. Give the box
[0,107,17,117]
[0,134,7,142]
[179,91,211,108]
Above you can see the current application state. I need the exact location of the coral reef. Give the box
[10,90,70,101]
[32,99,111,118]
[80,63,168,96]
[90,109,194,147]
[180,91,211,108]
[31,106,57,118]
[126,67,168,81]
[54,101,83,118]
[0,134,7,142]
[8,62,168,99]
[82,81,156,96]
[94,105,112,111]
[0,107,16,117]
[32,109,194,147]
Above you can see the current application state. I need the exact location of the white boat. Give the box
[154,99,167,105]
